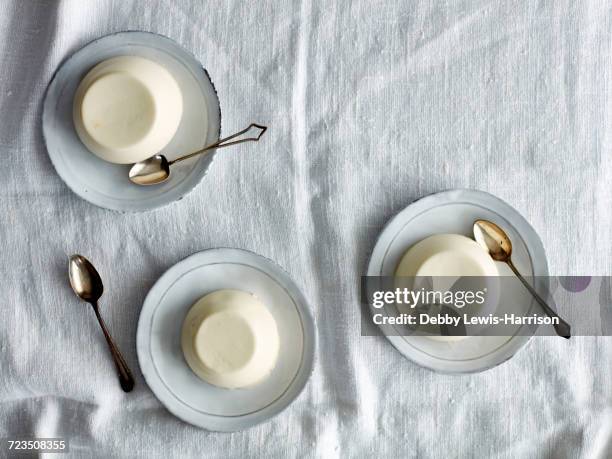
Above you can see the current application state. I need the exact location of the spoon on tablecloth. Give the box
[473,219,571,339]
[129,123,267,185]
[68,254,135,391]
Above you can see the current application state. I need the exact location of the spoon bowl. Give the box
[473,219,513,262]
[69,254,104,302]
[128,155,170,185]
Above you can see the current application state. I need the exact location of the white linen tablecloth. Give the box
[1,0,611,457]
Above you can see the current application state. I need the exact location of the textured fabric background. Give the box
[0,0,611,457]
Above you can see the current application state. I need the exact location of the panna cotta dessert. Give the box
[73,56,183,164]
[396,234,499,288]
[395,234,499,341]
[181,289,280,389]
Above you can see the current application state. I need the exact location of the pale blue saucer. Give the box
[42,31,221,212]
[367,189,549,373]
[136,248,316,431]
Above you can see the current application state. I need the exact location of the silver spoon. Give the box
[473,220,571,339]
[129,123,268,185]
[68,254,135,391]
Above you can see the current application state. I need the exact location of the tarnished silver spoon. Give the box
[68,254,135,391]
[129,123,267,185]
[473,219,571,339]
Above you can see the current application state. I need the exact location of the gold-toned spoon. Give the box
[473,220,571,339]
[129,123,267,185]
[68,254,135,391]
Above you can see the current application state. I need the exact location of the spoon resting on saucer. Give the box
[473,219,571,339]
[129,123,267,185]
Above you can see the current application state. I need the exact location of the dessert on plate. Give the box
[73,55,183,164]
[181,289,280,389]
[395,234,500,341]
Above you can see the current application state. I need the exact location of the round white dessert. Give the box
[73,56,183,164]
[395,234,499,341]
[181,289,280,389]
[396,234,498,278]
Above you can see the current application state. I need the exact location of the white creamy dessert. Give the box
[395,234,499,341]
[73,56,183,164]
[181,289,280,389]
[396,234,498,288]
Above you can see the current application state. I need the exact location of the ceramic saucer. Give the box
[136,248,316,431]
[367,189,549,373]
[42,31,221,212]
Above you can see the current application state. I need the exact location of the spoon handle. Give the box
[91,303,135,392]
[506,260,571,339]
[169,123,268,166]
